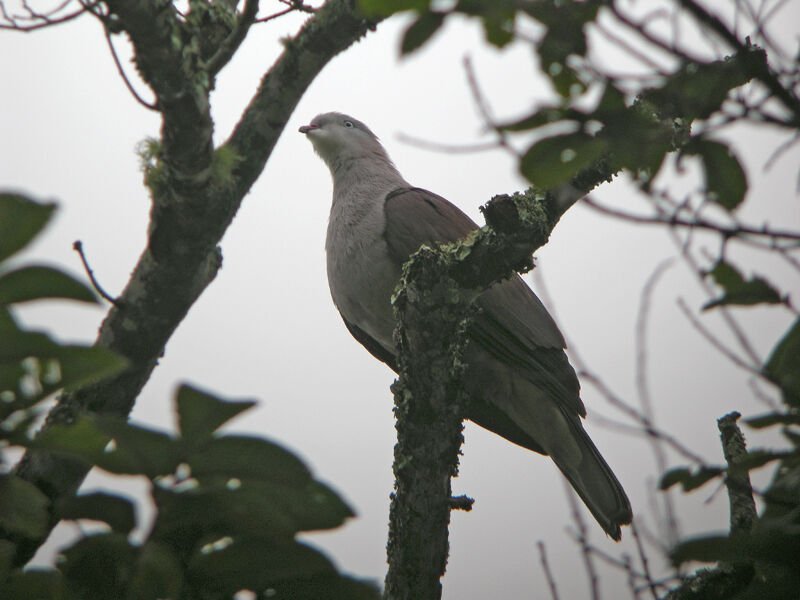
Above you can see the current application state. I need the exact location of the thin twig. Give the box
[104,26,158,111]
[635,259,681,546]
[631,519,660,600]
[0,0,95,30]
[564,482,600,600]
[205,0,260,77]
[622,554,642,600]
[396,132,503,154]
[72,241,121,305]
[582,195,800,242]
[675,297,763,378]
[462,55,518,156]
[537,541,561,600]
[530,267,705,464]
[448,494,474,511]
[586,407,706,465]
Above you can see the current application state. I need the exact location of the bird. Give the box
[299,112,632,540]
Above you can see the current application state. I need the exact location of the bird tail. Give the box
[551,409,632,540]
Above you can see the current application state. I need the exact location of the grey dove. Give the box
[299,112,632,539]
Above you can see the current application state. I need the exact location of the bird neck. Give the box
[330,155,408,210]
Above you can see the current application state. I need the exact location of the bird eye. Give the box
[343,120,354,128]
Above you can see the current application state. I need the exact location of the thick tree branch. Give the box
[8,0,381,568]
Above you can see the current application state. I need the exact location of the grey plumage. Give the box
[300,112,632,540]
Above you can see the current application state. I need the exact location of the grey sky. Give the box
[2,2,798,597]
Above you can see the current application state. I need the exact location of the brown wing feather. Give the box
[383,187,584,418]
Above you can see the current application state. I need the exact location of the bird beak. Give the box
[299,124,320,134]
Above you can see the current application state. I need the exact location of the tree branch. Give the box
[204,0,260,78]
[717,412,757,535]
[8,0,382,568]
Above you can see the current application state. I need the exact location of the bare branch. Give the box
[582,195,800,243]
[0,0,97,31]
[205,0,260,78]
[564,483,600,600]
[631,519,661,600]
[396,132,505,155]
[537,541,561,600]
[103,25,158,111]
[717,412,758,534]
[675,298,764,378]
[635,259,681,545]
[72,241,121,305]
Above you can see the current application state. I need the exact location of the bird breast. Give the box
[325,191,400,353]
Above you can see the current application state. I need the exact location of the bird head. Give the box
[299,112,389,170]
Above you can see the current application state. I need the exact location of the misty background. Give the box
[1,2,798,597]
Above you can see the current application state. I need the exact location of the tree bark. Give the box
[8,0,381,567]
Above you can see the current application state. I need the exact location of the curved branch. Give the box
[9,0,382,568]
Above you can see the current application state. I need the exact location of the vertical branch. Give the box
[537,541,561,600]
[385,255,472,600]
[565,482,601,600]
[717,412,757,534]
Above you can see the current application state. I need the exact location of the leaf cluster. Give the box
[0,193,379,600]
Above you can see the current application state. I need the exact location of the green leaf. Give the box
[481,14,513,48]
[670,534,739,565]
[639,49,765,122]
[151,484,298,549]
[358,0,429,16]
[252,573,382,600]
[520,132,607,189]
[659,466,724,492]
[0,474,50,539]
[188,435,312,485]
[94,416,181,477]
[0,539,15,582]
[34,416,110,463]
[0,193,56,263]
[763,317,800,407]
[187,538,336,596]
[703,260,782,310]
[672,522,800,568]
[3,569,64,600]
[0,265,97,305]
[56,345,128,392]
[497,107,572,132]
[0,321,126,404]
[746,411,800,429]
[728,449,789,473]
[56,492,136,534]
[60,533,138,599]
[125,542,183,600]
[176,384,256,444]
[400,11,445,54]
[154,479,352,547]
[688,139,748,210]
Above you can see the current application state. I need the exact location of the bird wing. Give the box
[383,187,585,418]
[341,314,398,371]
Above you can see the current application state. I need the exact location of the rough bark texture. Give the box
[717,412,757,535]
[8,0,381,567]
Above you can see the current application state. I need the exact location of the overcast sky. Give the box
[2,1,799,597]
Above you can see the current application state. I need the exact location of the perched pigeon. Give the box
[300,112,632,539]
